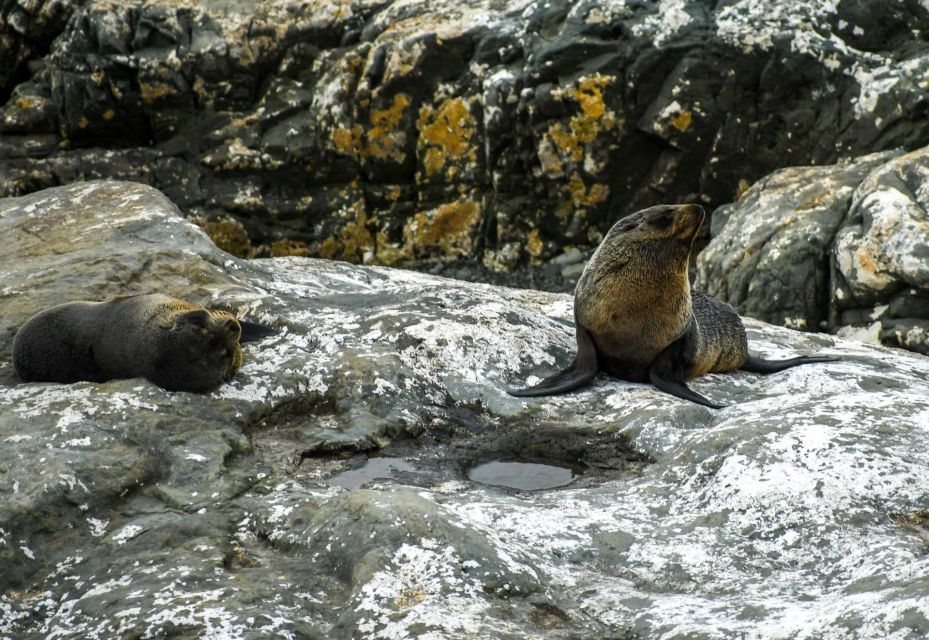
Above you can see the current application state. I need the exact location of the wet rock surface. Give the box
[697,145,929,355]
[2,0,929,283]
[2,181,929,638]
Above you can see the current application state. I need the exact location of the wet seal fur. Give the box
[509,204,835,408]
[12,294,275,393]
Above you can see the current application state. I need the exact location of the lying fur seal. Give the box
[12,294,275,393]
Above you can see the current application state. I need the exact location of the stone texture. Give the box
[2,0,929,283]
[2,180,929,638]
[697,145,929,355]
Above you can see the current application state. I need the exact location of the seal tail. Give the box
[239,320,277,342]
[739,354,837,374]
[508,325,599,397]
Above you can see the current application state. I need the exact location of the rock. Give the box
[2,0,929,280]
[697,145,929,354]
[3,180,929,638]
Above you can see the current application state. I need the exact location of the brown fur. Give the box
[12,294,243,393]
[511,203,834,407]
[573,203,736,381]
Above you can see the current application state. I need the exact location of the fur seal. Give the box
[12,294,275,393]
[509,203,835,408]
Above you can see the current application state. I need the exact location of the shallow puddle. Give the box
[467,459,583,491]
[329,457,416,490]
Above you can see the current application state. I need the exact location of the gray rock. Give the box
[2,0,929,279]
[697,146,929,355]
[3,181,929,638]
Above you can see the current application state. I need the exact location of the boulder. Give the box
[2,0,929,282]
[2,180,929,638]
[697,145,929,355]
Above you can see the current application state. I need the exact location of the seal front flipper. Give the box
[238,320,277,342]
[648,332,726,409]
[508,324,599,397]
[740,354,837,374]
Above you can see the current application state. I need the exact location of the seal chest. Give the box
[509,203,835,408]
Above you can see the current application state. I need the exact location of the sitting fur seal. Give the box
[12,294,275,393]
[509,203,835,408]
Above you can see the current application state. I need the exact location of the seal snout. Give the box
[671,203,705,237]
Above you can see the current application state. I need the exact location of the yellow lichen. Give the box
[567,173,610,208]
[417,97,478,176]
[319,237,341,260]
[331,125,364,156]
[798,191,830,210]
[547,122,583,163]
[14,96,35,110]
[526,228,544,259]
[541,74,621,174]
[365,93,411,162]
[670,110,693,132]
[102,109,115,121]
[193,216,252,258]
[330,94,412,163]
[375,231,412,267]
[318,201,375,263]
[270,239,310,257]
[405,198,481,257]
[140,82,176,103]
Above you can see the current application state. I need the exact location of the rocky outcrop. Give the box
[697,145,929,355]
[3,180,929,638]
[2,0,929,281]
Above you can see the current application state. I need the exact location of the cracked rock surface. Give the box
[2,181,929,638]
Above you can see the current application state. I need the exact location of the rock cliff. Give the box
[3,0,928,283]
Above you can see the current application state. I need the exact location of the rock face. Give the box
[3,180,929,638]
[697,145,929,355]
[2,0,929,278]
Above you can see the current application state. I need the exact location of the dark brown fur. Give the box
[13,294,244,393]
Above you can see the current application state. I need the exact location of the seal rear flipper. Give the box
[649,332,725,409]
[740,354,837,374]
[239,320,277,342]
[508,324,599,397]
[648,369,725,409]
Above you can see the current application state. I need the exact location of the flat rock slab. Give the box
[2,181,929,638]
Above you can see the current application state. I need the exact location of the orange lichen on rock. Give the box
[318,201,375,263]
[417,97,478,177]
[329,93,411,163]
[670,110,693,132]
[540,74,622,174]
[194,216,253,258]
[405,197,481,257]
[270,239,311,257]
[365,93,411,162]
